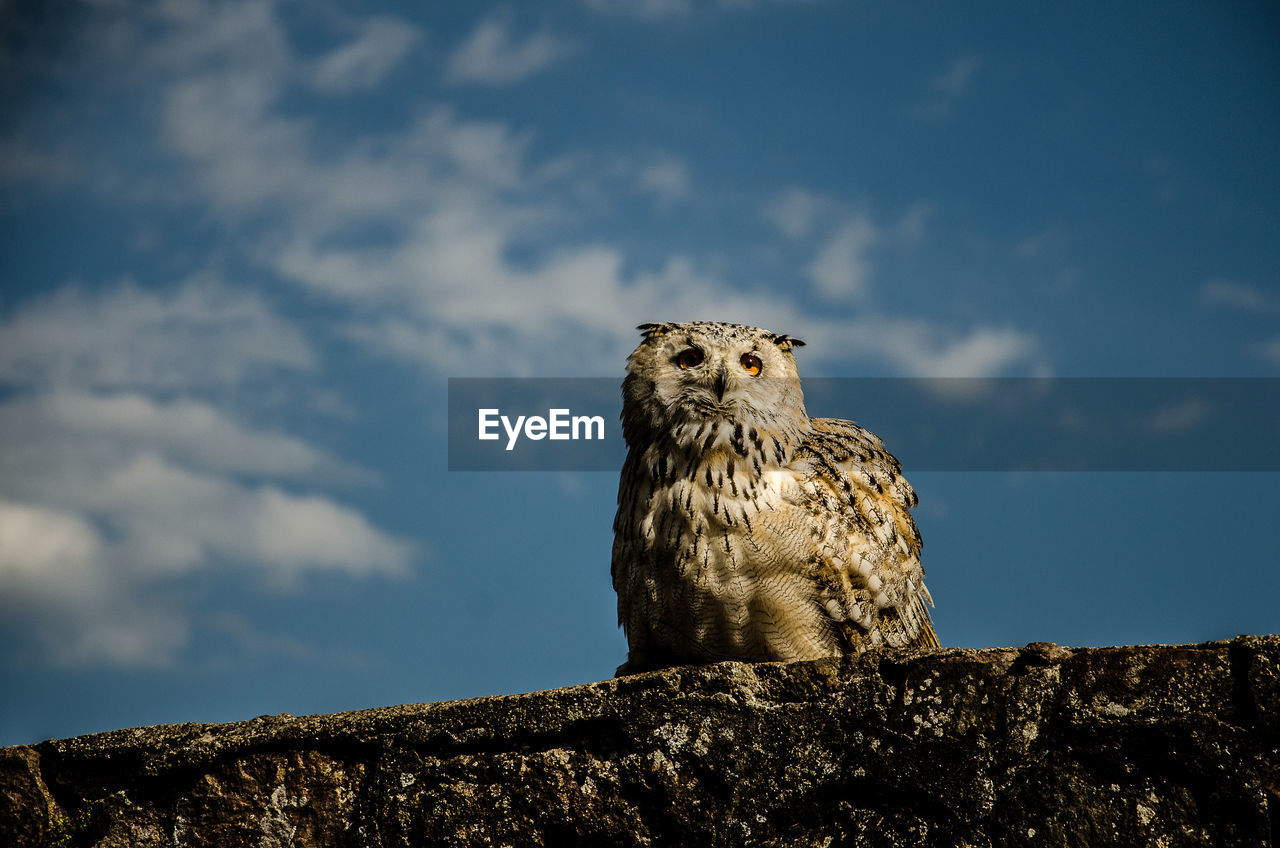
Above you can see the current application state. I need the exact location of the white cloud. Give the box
[1201,281,1280,368]
[913,55,981,119]
[718,0,823,7]
[0,498,188,667]
[1146,398,1210,433]
[129,2,1046,385]
[931,56,980,97]
[580,0,694,20]
[1257,337,1280,368]
[246,486,412,584]
[143,0,290,74]
[0,500,106,608]
[317,226,1040,379]
[1201,279,1280,313]
[3,0,1050,674]
[1141,154,1182,203]
[636,155,691,206]
[0,278,313,390]
[310,17,420,94]
[1013,226,1066,260]
[0,274,406,666]
[893,201,935,242]
[805,212,878,300]
[90,8,1044,382]
[0,138,80,185]
[408,106,534,191]
[74,453,410,583]
[162,40,537,221]
[0,431,412,665]
[764,188,831,239]
[163,73,311,211]
[767,191,931,245]
[885,324,1038,378]
[0,446,411,665]
[128,3,1043,382]
[788,317,1040,379]
[0,278,404,606]
[0,392,367,484]
[445,13,574,85]
[769,195,930,306]
[582,0,816,19]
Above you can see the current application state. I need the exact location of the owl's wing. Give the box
[793,417,939,651]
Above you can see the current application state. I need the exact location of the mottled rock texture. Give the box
[2,637,1277,847]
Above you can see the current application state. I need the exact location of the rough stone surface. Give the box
[2,637,1278,847]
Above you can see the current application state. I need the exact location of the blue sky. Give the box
[1,0,1277,746]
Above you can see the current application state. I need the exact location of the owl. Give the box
[612,321,938,675]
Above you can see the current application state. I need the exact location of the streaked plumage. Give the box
[612,321,937,675]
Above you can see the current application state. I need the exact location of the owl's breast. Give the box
[614,447,838,664]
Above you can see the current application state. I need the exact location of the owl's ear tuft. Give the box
[637,323,672,339]
[773,334,806,351]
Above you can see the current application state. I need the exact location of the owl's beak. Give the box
[712,365,729,401]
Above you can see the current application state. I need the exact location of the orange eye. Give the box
[677,348,704,369]
[740,353,762,376]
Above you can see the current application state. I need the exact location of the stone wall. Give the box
[2,636,1277,847]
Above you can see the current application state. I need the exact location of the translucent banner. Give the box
[448,378,1280,472]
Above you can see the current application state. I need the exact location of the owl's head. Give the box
[621,321,810,452]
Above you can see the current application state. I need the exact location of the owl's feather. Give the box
[795,417,938,651]
[613,321,936,675]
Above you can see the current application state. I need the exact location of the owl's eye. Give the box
[677,348,704,369]
[740,353,762,376]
